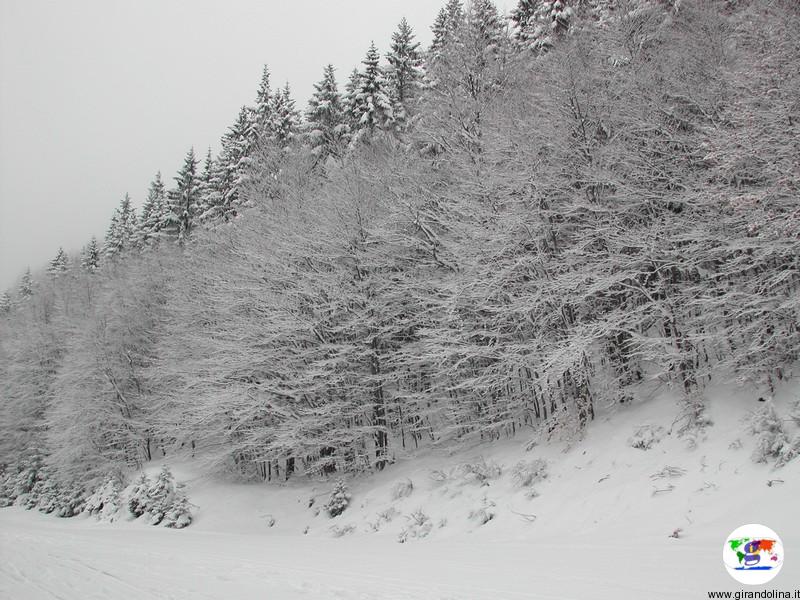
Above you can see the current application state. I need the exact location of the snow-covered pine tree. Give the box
[429,0,464,61]
[139,172,169,245]
[466,0,505,55]
[343,68,362,132]
[145,466,176,525]
[251,64,273,144]
[47,247,69,276]
[0,292,11,314]
[162,483,192,529]
[512,0,575,52]
[127,472,150,518]
[167,148,200,243]
[207,107,252,218]
[18,268,34,299]
[194,148,217,223]
[351,42,394,137]
[386,18,423,126]
[307,64,348,161]
[84,473,123,521]
[104,194,139,258]
[268,83,300,148]
[54,483,85,518]
[325,478,351,517]
[80,237,101,272]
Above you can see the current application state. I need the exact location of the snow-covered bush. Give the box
[468,497,496,526]
[329,523,356,537]
[325,478,351,517]
[458,458,503,485]
[162,484,193,529]
[628,425,666,450]
[511,459,548,488]
[775,435,800,468]
[145,466,176,525]
[127,473,150,518]
[84,474,124,521]
[390,479,414,500]
[677,391,713,448]
[397,509,432,543]
[367,507,398,532]
[749,402,790,465]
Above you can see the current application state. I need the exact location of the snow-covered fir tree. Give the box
[511,0,575,51]
[167,148,200,242]
[466,0,505,53]
[145,466,176,525]
[429,0,464,61]
[80,237,101,272]
[268,83,300,148]
[251,65,273,144]
[306,64,347,160]
[0,291,11,314]
[206,107,252,219]
[104,193,139,258]
[195,148,217,223]
[47,247,69,276]
[351,42,394,137]
[139,172,169,245]
[386,18,423,126]
[162,484,192,529]
[324,478,351,517]
[127,473,150,518]
[18,268,34,299]
[343,68,362,131]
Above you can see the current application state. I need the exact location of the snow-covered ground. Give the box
[2,382,798,599]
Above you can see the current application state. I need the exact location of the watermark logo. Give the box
[723,524,784,585]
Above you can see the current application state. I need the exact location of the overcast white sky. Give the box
[0,0,489,290]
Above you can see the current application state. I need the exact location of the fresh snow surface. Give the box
[2,382,799,599]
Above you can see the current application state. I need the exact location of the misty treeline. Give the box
[1,0,798,486]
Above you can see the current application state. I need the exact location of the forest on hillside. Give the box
[1,0,798,492]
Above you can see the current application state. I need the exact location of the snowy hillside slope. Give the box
[2,381,798,599]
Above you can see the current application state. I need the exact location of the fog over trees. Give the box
[1,0,798,487]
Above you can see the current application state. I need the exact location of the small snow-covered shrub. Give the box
[367,507,398,532]
[390,479,414,500]
[84,474,124,521]
[650,466,687,479]
[145,466,176,525]
[127,473,150,518]
[397,509,432,543]
[511,459,548,488]
[468,497,496,526]
[628,425,666,450]
[162,484,193,529]
[457,458,502,485]
[748,403,791,465]
[330,523,356,537]
[775,434,800,468]
[325,478,351,518]
[677,391,713,448]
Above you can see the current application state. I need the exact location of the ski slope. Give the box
[2,383,798,599]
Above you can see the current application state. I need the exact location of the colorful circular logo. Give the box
[723,524,784,584]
